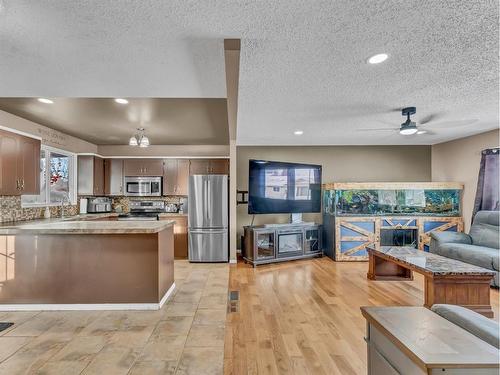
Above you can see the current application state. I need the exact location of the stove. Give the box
[117,200,165,221]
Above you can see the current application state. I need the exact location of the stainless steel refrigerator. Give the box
[188,175,228,262]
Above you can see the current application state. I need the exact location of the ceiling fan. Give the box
[357,107,477,136]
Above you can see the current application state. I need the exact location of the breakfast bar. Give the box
[0,219,175,310]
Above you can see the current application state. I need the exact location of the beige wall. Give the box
[0,110,97,153]
[97,144,229,157]
[237,145,431,247]
[432,129,500,231]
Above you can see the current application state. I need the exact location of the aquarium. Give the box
[324,188,461,216]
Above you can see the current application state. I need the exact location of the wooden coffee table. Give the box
[367,245,495,317]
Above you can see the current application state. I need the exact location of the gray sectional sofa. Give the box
[430,210,500,287]
[432,304,499,349]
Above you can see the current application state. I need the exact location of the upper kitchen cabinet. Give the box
[189,159,229,175]
[78,155,105,195]
[104,158,124,195]
[123,159,163,176]
[0,129,41,196]
[163,159,189,195]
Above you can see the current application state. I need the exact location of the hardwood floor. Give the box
[223,257,499,375]
[0,257,497,374]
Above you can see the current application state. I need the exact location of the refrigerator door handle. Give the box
[204,178,208,223]
[207,177,211,222]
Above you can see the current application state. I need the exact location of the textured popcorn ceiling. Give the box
[0,1,498,145]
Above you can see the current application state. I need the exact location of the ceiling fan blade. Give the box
[356,127,398,132]
[416,129,436,136]
[421,119,478,129]
[419,112,444,125]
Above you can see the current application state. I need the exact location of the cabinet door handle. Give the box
[21,179,25,190]
[16,179,20,190]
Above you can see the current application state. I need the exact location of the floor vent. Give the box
[228,290,240,313]
[0,323,14,332]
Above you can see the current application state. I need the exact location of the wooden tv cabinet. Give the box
[242,223,322,267]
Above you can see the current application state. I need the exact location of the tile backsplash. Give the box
[112,196,182,213]
[0,195,184,223]
[0,196,79,223]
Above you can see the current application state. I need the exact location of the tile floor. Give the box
[0,260,229,375]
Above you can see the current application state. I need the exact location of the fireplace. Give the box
[380,228,418,248]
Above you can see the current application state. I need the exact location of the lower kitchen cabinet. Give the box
[161,216,188,258]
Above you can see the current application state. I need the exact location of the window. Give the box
[21,146,77,207]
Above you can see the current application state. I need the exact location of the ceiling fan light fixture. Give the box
[400,126,418,135]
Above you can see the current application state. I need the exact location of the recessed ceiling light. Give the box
[417,130,427,135]
[367,53,389,64]
[37,98,54,104]
[294,130,304,135]
[114,98,128,104]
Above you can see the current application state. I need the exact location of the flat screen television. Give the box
[248,159,322,214]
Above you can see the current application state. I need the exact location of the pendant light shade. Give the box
[139,135,150,147]
[129,136,138,146]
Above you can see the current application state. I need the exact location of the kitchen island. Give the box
[0,219,175,310]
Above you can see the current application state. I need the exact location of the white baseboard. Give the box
[0,282,176,311]
[158,282,176,309]
[229,259,237,264]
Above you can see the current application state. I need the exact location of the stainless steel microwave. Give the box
[124,176,162,196]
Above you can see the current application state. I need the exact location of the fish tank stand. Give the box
[322,182,464,261]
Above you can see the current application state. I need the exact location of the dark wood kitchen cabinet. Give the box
[77,155,105,195]
[163,159,189,195]
[104,158,124,195]
[0,129,41,195]
[123,159,163,176]
[160,216,188,258]
[189,159,229,175]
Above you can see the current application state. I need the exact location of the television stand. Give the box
[242,223,323,267]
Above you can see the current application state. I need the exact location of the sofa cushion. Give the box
[437,243,495,270]
[431,304,500,349]
[470,211,500,249]
[492,254,499,272]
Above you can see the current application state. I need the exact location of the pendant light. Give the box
[129,128,150,147]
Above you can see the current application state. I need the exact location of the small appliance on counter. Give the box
[179,197,188,214]
[117,200,165,221]
[87,197,112,213]
[165,203,179,213]
[79,198,88,214]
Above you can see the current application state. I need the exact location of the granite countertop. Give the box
[0,217,174,235]
[158,212,188,217]
[367,245,495,276]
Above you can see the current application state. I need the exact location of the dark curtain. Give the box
[473,148,500,220]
